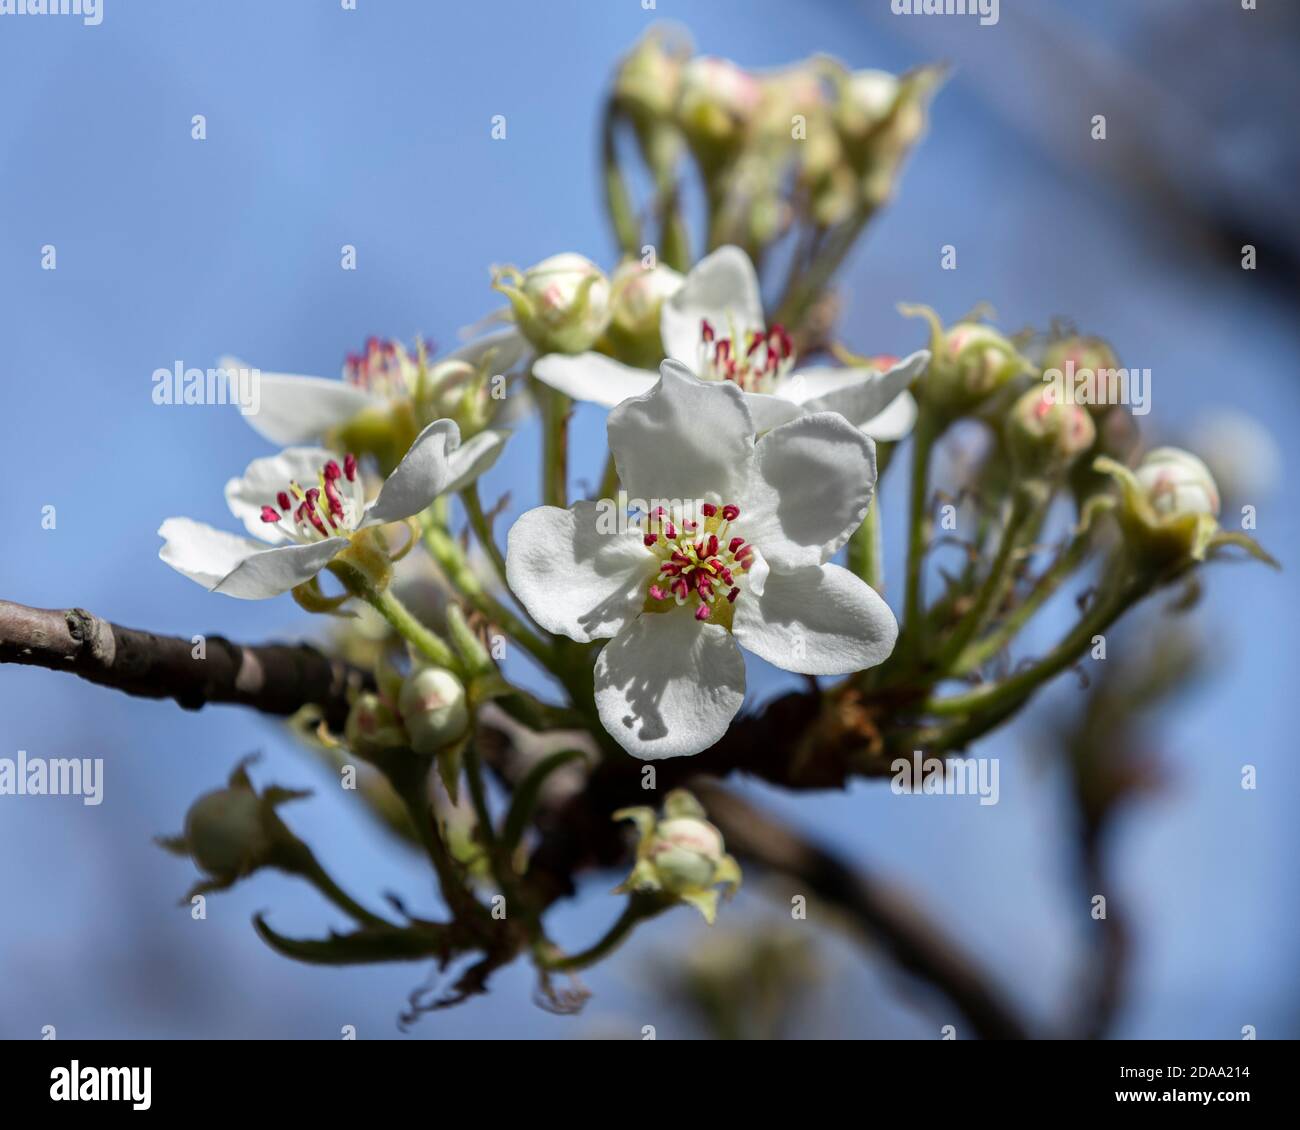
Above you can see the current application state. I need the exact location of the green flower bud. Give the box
[676,56,762,155]
[344,690,408,759]
[605,258,685,367]
[1040,334,1119,382]
[398,667,469,755]
[1134,447,1220,519]
[1094,447,1275,569]
[613,26,689,124]
[900,304,1028,416]
[493,253,611,355]
[156,757,310,900]
[185,787,269,880]
[1006,386,1097,475]
[613,788,741,924]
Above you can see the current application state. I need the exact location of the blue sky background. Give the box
[0,0,1296,1038]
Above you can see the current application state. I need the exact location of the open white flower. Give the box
[505,362,898,759]
[159,419,490,600]
[532,245,928,440]
[223,329,527,448]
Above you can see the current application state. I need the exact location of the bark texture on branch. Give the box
[0,599,367,729]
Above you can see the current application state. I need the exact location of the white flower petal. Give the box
[532,352,658,408]
[447,327,530,374]
[607,361,755,505]
[661,245,765,365]
[225,446,341,542]
[780,350,928,429]
[444,429,507,495]
[505,501,655,643]
[733,563,898,675]
[741,411,876,570]
[361,419,461,527]
[159,518,265,590]
[861,389,918,442]
[221,357,378,446]
[741,391,806,432]
[594,606,746,759]
[213,538,350,600]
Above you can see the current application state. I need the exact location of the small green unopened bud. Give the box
[398,667,469,755]
[493,253,611,355]
[1007,386,1097,474]
[1135,447,1220,519]
[613,788,741,924]
[649,817,727,894]
[185,787,270,880]
[613,27,689,123]
[344,691,408,758]
[902,305,1026,416]
[676,56,762,153]
[1041,334,1119,383]
[606,259,684,367]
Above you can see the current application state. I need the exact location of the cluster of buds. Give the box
[613,789,741,924]
[609,28,938,257]
[154,757,311,901]
[344,662,469,761]
[492,253,611,355]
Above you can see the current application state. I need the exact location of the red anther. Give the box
[652,506,666,518]
[701,319,715,343]
[737,551,754,570]
[695,541,705,556]
[649,585,667,601]
[698,581,714,599]
[722,504,740,521]
[746,332,763,357]
[276,491,291,511]
[672,578,689,600]
[770,324,793,358]
[706,534,719,557]
[343,453,358,482]
[716,339,731,363]
[701,502,718,517]
[260,506,281,523]
[683,519,697,532]
[665,522,677,539]
[671,550,691,565]
[324,460,342,482]
[304,487,319,505]
[726,586,740,602]
[719,567,734,584]
[660,563,680,576]
[643,533,659,547]
[694,603,712,621]
[728,536,746,554]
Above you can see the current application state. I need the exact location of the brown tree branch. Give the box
[2,597,1031,1039]
[0,599,367,729]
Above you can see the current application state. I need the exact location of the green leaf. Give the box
[252,914,450,966]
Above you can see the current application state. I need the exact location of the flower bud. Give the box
[493,253,611,355]
[676,56,762,154]
[613,27,689,124]
[613,789,741,924]
[344,690,408,759]
[398,667,469,755]
[1040,334,1119,383]
[605,258,685,367]
[1006,386,1097,475]
[1134,447,1220,519]
[901,304,1027,416]
[156,757,310,899]
[837,69,898,142]
[185,787,270,880]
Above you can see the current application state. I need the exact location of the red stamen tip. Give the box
[276,491,291,511]
[643,533,658,547]
[701,503,718,517]
[722,504,740,521]
[694,603,711,621]
[260,506,281,523]
[324,460,342,481]
[343,453,358,482]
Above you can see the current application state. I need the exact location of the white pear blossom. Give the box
[505,362,898,760]
[223,329,527,448]
[159,419,491,600]
[532,245,928,441]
